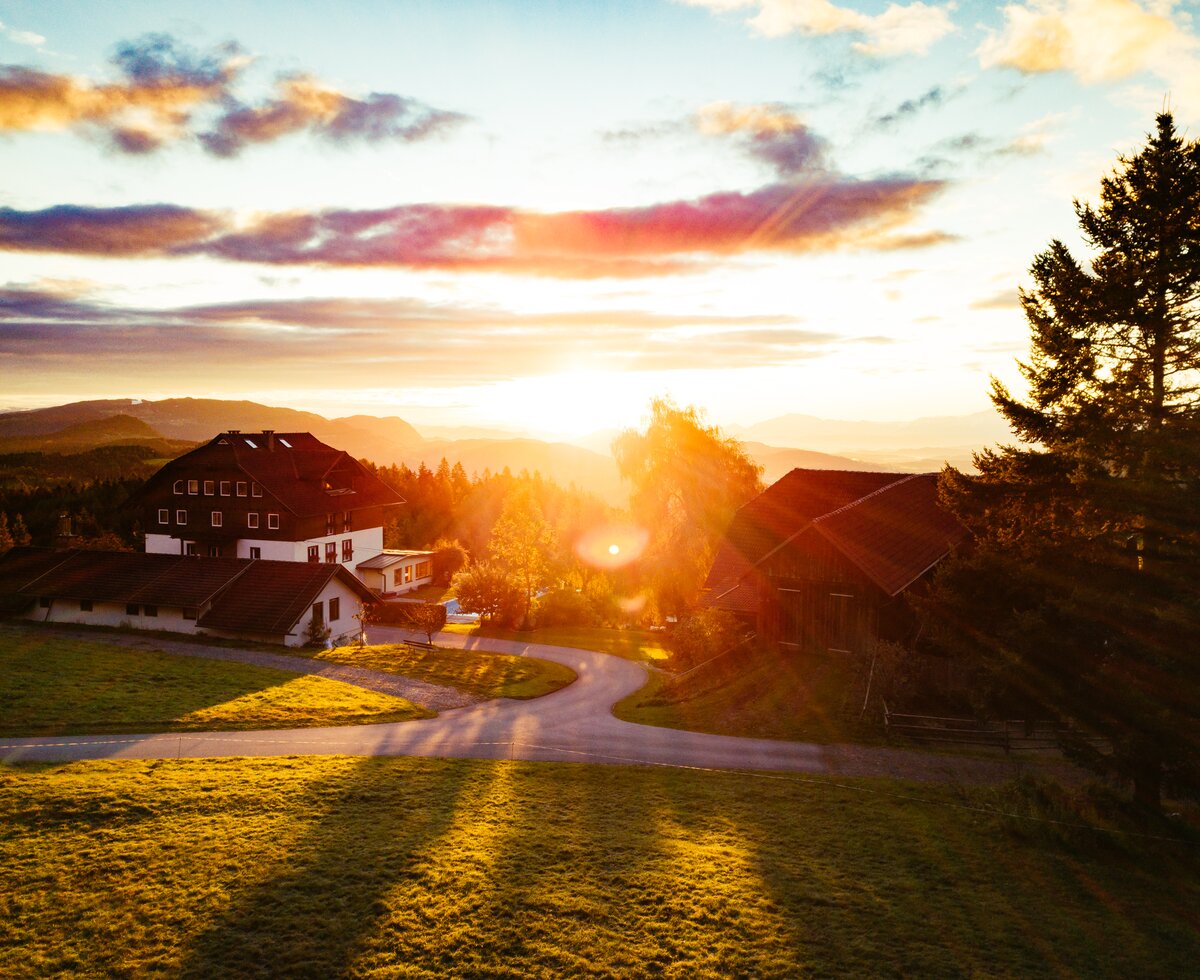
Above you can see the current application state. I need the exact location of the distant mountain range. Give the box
[0,398,1007,503]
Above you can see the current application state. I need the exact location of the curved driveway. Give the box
[0,626,1039,783]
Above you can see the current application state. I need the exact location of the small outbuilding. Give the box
[702,469,967,655]
[355,550,434,596]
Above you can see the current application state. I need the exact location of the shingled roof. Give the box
[140,431,404,517]
[703,469,967,613]
[0,548,374,637]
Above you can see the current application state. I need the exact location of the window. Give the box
[203,480,215,495]
[267,513,279,530]
[325,542,337,563]
[187,479,199,495]
[245,438,258,448]
[220,481,231,496]
[143,604,158,617]
[342,539,353,562]
[393,569,402,588]
[279,437,292,448]
[308,546,319,563]
[39,596,51,608]
[311,601,324,628]
[126,602,139,615]
[326,513,335,535]
[208,545,221,557]
[247,512,260,529]
[185,542,196,556]
[211,511,223,528]
[249,547,261,560]
[158,508,169,524]
[329,597,340,621]
[80,599,93,612]
[176,509,187,525]
[252,482,263,497]
[173,480,184,495]
[416,560,432,579]
[183,607,197,620]
[236,481,248,497]
[343,511,352,532]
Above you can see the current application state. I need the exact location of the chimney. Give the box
[265,430,275,451]
[228,429,240,435]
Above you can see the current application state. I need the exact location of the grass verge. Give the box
[1,757,1197,978]
[298,642,576,699]
[442,623,669,662]
[0,632,431,736]
[614,641,884,743]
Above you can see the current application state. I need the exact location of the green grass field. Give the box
[1,756,1197,978]
[0,632,431,736]
[298,642,576,699]
[442,623,670,662]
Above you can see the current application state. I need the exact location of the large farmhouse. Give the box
[138,430,404,571]
[0,547,375,646]
[702,469,967,654]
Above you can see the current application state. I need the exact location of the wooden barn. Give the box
[702,469,967,655]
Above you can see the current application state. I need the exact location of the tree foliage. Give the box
[452,561,523,627]
[404,601,448,644]
[613,399,762,620]
[923,113,1200,809]
[488,487,557,628]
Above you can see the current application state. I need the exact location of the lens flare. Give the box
[575,523,649,569]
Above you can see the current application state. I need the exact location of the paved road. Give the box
[0,625,1046,784]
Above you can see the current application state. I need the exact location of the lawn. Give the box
[1,756,1197,978]
[297,642,577,699]
[615,641,884,743]
[442,623,670,662]
[0,631,431,737]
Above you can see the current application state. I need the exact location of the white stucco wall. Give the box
[288,577,365,647]
[21,598,203,636]
[144,532,180,555]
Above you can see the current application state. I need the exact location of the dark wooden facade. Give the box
[703,469,966,656]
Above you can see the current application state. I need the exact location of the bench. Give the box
[404,639,438,652]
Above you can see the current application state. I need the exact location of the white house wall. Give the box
[22,598,203,636]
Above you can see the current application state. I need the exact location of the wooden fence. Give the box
[882,702,1096,753]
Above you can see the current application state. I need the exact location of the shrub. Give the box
[665,609,747,670]
[535,588,599,628]
[453,562,523,627]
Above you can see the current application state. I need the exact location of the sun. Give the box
[608,543,620,555]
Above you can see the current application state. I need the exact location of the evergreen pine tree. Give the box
[925,114,1200,810]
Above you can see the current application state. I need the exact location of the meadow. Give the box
[1,756,1197,978]
[0,631,430,736]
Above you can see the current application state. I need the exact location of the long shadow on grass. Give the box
[705,774,1200,978]
[0,631,311,738]
[178,756,474,979]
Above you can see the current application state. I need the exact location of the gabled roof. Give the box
[703,468,967,613]
[0,548,375,637]
[198,561,374,634]
[140,431,404,517]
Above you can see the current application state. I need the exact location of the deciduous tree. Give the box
[614,398,762,620]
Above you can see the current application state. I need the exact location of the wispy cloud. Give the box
[680,0,956,56]
[0,20,45,48]
[0,173,949,277]
[0,32,464,156]
[696,101,826,176]
[0,286,857,382]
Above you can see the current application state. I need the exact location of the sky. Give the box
[2,0,1198,439]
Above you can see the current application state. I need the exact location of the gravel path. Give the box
[1,623,1083,786]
